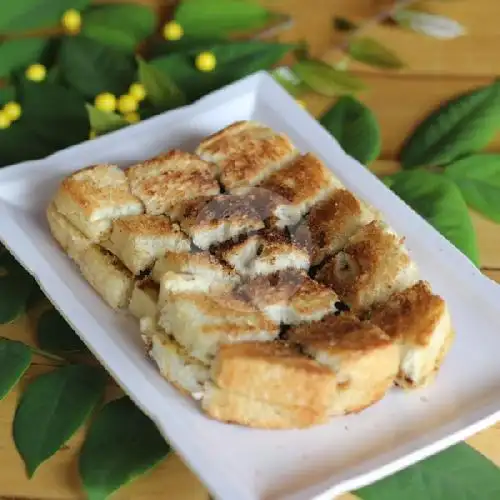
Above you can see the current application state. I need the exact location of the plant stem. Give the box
[30,346,67,364]
[338,0,419,50]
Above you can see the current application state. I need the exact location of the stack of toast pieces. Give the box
[47,121,454,429]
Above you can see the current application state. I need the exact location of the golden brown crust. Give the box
[56,164,142,219]
[259,153,339,206]
[126,150,220,215]
[109,214,184,237]
[369,281,445,347]
[307,189,375,265]
[316,221,416,311]
[288,313,392,353]
[196,121,297,191]
[211,341,337,410]
[202,384,329,429]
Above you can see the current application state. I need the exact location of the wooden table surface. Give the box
[1,0,500,498]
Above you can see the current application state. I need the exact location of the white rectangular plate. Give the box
[1,72,500,500]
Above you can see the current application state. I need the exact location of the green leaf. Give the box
[80,397,170,500]
[348,37,405,70]
[356,443,500,499]
[59,36,136,99]
[82,4,156,51]
[0,0,90,33]
[0,86,16,107]
[13,364,105,477]
[400,80,500,169]
[37,308,86,354]
[271,66,308,97]
[0,38,48,79]
[21,81,89,151]
[333,16,358,32]
[386,169,479,265]
[0,251,35,323]
[292,59,367,97]
[175,0,274,36]
[444,153,500,223]
[0,339,32,400]
[151,41,293,101]
[149,36,226,58]
[320,95,381,164]
[137,57,186,110]
[86,104,128,135]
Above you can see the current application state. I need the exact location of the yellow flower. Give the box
[62,9,82,34]
[124,112,140,124]
[117,94,138,114]
[25,64,46,82]
[89,129,97,140]
[94,92,117,113]
[163,21,184,41]
[128,83,146,102]
[0,111,11,130]
[195,51,216,72]
[3,102,22,121]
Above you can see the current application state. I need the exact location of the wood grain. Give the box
[1,0,500,499]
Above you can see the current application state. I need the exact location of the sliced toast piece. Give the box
[178,194,265,249]
[102,214,190,274]
[369,281,453,389]
[128,278,159,320]
[316,220,419,312]
[288,313,399,415]
[53,164,143,241]
[258,153,342,227]
[239,270,339,324]
[46,202,91,261]
[76,245,135,309]
[151,251,239,288]
[196,121,298,191]
[158,291,279,363]
[126,150,220,216]
[306,189,377,265]
[210,341,337,410]
[141,318,209,394]
[215,229,310,277]
[202,383,329,429]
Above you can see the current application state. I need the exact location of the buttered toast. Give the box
[47,120,453,430]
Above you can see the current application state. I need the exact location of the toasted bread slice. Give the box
[53,164,143,241]
[210,341,337,410]
[258,153,342,227]
[196,121,298,191]
[76,245,134,309]
[158,291,279,363]
[126,150,220,216]
[151,251,239,289]
[141,318,209,394]
[102,214,190,274]
[369,281,453,389]
[215,229,310,277]
[288,313,399,415]
[158,271,235,304]
[307,189,377,265]
[202,383,329,429]
[46,202,90,261]
[128,278,159,320]
[240,270,339,324]
[316,221,419,312]
[178,194,265,250]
